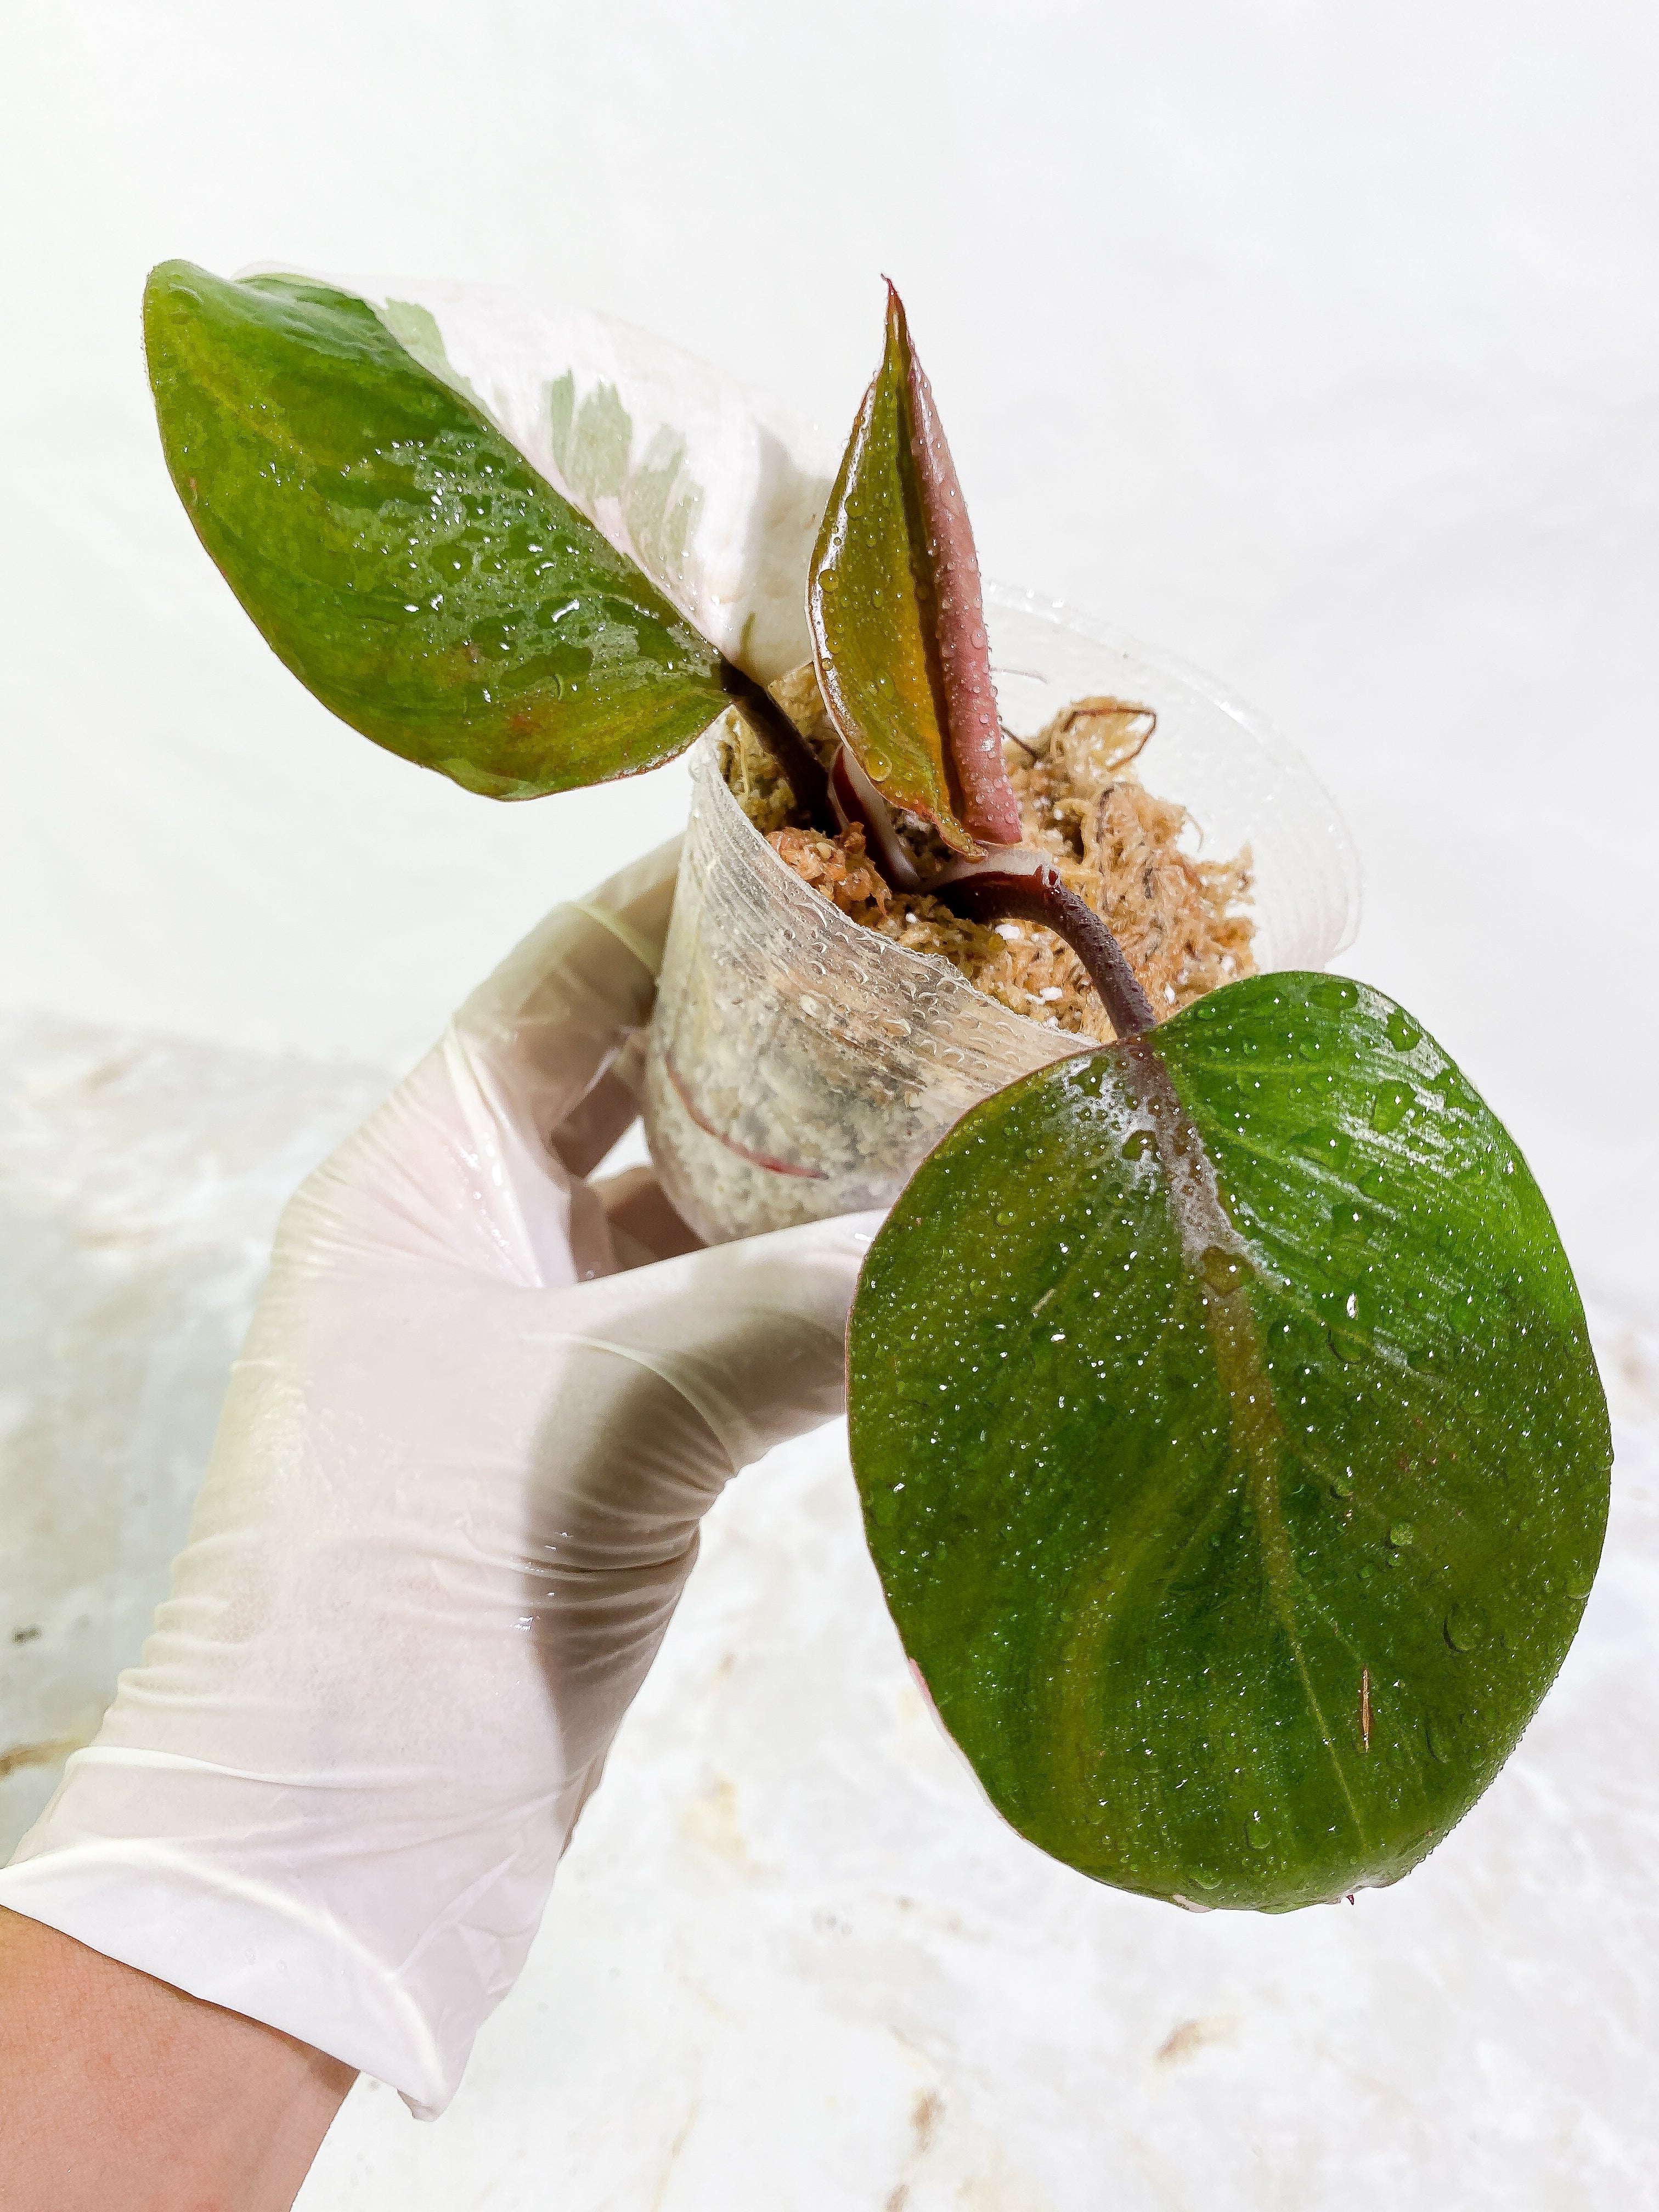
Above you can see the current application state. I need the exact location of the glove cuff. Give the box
[0,1742,591,2118]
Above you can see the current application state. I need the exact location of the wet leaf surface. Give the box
[144,263,727,799]
[848,973,1611,1909]
[808,287,1013,855]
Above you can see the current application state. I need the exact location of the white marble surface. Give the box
[4,1013,1657,2208]
[0,1017,386,1849]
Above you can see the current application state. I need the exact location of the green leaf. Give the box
[329,273,836,682]
[144,262,729,799]
[848,973,1610,1910]
[808,285,1017,856]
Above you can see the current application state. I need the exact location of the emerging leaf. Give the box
[144,262,730,799]
[809,285,1019,856]
[848,973,1610,1910]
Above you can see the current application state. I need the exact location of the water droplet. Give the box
[1122,1128,1158,1160]
[1248,1821,1270,1850]
[1444,1602,1487,1651]
[1370,1086,1412,1135]
[1312,978,1359,1012]
[1327,1323,1368,1365]
[1389,1521,1417,1549]
[1386,1008,1423,1053]
[1330,1471,1355,1498]
[1193,1867,1222,1889]
[1195,1003,1220,1022]
[1425,1713,1454,1763]
[1201,1245,1254,1294]
[1566,1573,1595,1601]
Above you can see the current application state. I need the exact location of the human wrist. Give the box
[0,1907,353,2212]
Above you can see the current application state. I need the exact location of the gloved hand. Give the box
[0,839,876,2119]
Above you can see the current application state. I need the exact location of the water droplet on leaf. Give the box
[1201,1246,1254,1294]
[1371,1087,1412,1135]
[1327,1324,1368,1364]
[1387,1008,1423,1053]
[1444,1602,1487,1651]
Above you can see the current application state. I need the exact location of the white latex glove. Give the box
[0,839,877,2118]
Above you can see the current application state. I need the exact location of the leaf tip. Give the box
[142,257,205,379]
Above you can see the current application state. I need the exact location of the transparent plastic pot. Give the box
[643,584,1361,1244]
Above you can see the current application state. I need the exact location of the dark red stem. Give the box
[931,850,1157,1040]
[719,658,832,827]
[826,732,1155,1038]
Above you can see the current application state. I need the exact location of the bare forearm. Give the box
[0,1908,353,2212]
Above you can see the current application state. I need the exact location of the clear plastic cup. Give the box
[643,584,1361,1244]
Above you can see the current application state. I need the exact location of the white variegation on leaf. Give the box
[238,267,836,684]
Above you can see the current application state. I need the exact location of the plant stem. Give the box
[718,659,833,828]
[825,733,1156,1040]
[830,744,922,893]
[932,853,1158,1041]
[723,650,1156,1040]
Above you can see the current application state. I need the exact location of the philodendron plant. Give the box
[144,260,1610,1914]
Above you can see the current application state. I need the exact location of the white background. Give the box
[2,0,1655,1319]
[4,10,1659,2204]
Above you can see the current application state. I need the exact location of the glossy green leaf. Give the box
[144,262,729,799]
[808,286,1015,856]
[848,973,1610,1910]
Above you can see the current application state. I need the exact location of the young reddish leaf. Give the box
[900,296,1021,845]
[808,285,1020,857]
